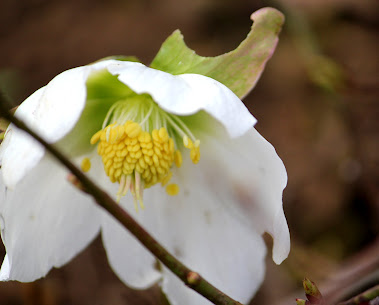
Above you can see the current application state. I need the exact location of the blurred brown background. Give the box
[0,0,378,304]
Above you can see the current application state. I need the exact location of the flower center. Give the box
[86,96,200,211]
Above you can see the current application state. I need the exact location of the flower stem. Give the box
[336,285,379,305]
[0,97,243,305]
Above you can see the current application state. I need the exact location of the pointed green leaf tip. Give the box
[150,7,285,99]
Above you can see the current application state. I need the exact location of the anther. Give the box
[81,158,91,172]
[183,135,192,148]
[161,171,173,186]
[166,183,180,196]
[174,150,182,168]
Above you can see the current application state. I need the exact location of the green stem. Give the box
[0,98,242,305]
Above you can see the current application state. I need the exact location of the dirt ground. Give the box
[0,0,378,304]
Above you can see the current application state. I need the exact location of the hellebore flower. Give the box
[0,8,289,305]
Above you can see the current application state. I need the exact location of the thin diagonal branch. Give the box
[0,98,242,305]
[336,285,379,305]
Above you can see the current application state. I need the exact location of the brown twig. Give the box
[0,98,243,305]
[321,238,379,305]
[336,285,379,305]
[274,237,379,305]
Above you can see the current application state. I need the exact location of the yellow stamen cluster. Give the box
[91,121,181,189]
[87,109,202,211]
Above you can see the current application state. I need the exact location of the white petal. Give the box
[30,59,119,143]
[101,211,162,289]
[204,128,290,264]
[159,200,266,305]
[30,67,89,142]
[0,255,10,281]
[0,60,119,188]
[0,88,46,188]
[107,62,256,138]
[0,156,101,282]
[123,156,267,304]
[94,157,162,289]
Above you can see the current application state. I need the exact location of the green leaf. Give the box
[150,7,284,99]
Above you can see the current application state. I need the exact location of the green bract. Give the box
[151,7,284,98]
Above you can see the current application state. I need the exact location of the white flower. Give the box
[0,59,290,305]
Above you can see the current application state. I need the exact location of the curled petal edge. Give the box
[107,61,257,138]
